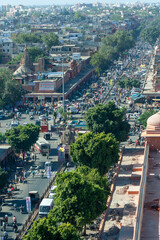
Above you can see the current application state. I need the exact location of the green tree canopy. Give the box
[2,80,25,107]
[140,26,160,46]
[138,109,158,127]
[74,11,86,21]
[28,47,45,62]
[5,124,40,158]
[0,68,12,95]
[75,166,110,193]
[23,218,80,240]
[0,68,24,108]
[8,47,45,65]
[85,101,130,142]
[42,32,59,50]
[118,78,140,89]
[91,30,135,73]
[49,166,108,232]
[69,132,119,175]
[7,53,23,65]
[13,32,42,43]
[0,133,5,143]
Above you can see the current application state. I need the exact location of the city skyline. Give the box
[0,0,159,6]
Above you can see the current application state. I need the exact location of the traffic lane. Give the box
[0,135,60,239]
[1,173,57,240]
[1,160,61,239]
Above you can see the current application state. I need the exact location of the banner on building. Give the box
[39,82,55,91]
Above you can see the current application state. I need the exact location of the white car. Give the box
[39,115,48,120]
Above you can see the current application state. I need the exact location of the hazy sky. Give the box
[0,0,158,6]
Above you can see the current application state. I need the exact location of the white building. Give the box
[0,37,14,55]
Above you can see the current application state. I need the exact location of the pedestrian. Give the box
[35,154,36,161]
[2,220,6,231]
[13,216,17,223]
[22,176,24,183]
[32,170,35,177]
[4,215,8,225]
[15,174,18,183]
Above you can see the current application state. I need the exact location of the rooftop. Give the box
[102,148,144,240]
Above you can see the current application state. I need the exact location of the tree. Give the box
[140,26,160,46]
[7,53,23,65]
[13,32,42,44]
[85,101,130,142]
[0,133,6,143]
[75,166,110,194]
[57,222,81,240]
[0,68,13,95]
[42,32,59,50]
[118,78,140,89]
[8,47,45,64]
[91,30,135,73]
[28,47,45,62]
[74,11,85,21]
[23,218,58,240]
[0,167,7,190]
[5,124,40,159]
[2,80,25,107]
[138,109,158,127]
[49,168,107,233]
[23,218,81,240]
[70,132,119,175]
[0,68,24,107]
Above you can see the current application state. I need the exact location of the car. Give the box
[11,121,19,128]
[39,115,48,121]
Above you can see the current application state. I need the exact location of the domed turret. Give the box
[147,112,160,132]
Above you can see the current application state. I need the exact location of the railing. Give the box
[133,143,149,240]
[15,163,65,240]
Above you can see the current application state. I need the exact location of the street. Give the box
[0,114,62,240]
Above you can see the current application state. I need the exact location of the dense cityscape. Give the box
[0,1,160,240]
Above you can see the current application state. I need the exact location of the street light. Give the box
[62,56,65,113]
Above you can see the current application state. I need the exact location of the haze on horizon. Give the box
[0,0,159,6]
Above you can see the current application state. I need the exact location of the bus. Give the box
[34,137,51,155]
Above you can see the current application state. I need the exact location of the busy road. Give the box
[0,39,153,239]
